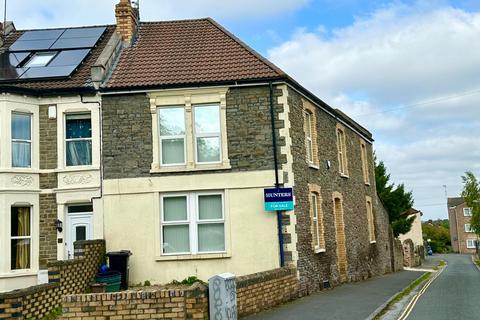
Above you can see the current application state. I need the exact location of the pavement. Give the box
[406,254,480,320]
[244,269,425,320]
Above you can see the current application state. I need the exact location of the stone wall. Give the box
[236,267,299,317]
[61,283,208,320]
[287,87,393,294]
[101,86,286,180]
[0,240,105,320]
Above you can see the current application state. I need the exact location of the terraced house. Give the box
[1,0,395,296]
[100,0,393,293]
[0,20,122,291]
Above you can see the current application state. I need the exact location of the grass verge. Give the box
[373,272,431,320]
[373,259,446,320]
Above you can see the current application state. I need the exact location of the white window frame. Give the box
[157,106,187,167]
[464,208,472,216]
[465,224,473,233]
[10,206,33,271]
[64,112,92,167]
[11,112,32,168]
[160,191,225,256]
[193,104,222,165]
[466,239,476,249]
[305,111,314,164]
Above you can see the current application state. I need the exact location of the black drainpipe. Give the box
[269,82,285,267]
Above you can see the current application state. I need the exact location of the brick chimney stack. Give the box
[115,0,139,44]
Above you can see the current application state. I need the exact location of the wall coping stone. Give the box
[236,266,296,289]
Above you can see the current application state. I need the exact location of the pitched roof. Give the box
[0,25,115,93]
[447,197,464,207]
[106,18,285,89]
[401,208,422,217]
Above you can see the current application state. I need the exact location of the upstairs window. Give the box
[11,112,32,168]
[65,113,92,166]
[465,224,473,233]
[304,111,314,163]
[194,105,221,163]
[360,140,370,184]
[464,208,472,216]
[158,107,186,166]
[336,125,348,176]
[11,207,31,270]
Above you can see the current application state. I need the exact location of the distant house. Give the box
[448,197,478,254]
[398,208,423,248]
[398,208,424,266]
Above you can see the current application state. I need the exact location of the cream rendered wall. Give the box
[399,212,424,247]
[103,170,281,285]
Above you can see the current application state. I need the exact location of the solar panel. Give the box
[50,27,106,50]
[19,65,77,79]
[0,52,30,80]
[4,26,107,80]
[48,49,90,67]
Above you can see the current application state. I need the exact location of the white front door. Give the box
[65,205,93,259]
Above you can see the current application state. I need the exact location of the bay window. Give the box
[161,192,225,255]
[11,112,32,168]
[65,113,92,166]
[11,206,31,270]
[158,107,186,165]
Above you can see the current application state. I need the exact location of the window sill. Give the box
[314,248,326,254]
[0,270,38,278]
[340,174,349,179]
[156,252,231,261]
[151,163,231,174]
[370,240,377,244]
[365,182,371,186]
[57,166,100,173]
[308,163,320,170]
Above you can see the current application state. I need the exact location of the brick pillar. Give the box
[115,0,139,43]
[39,105,58,268]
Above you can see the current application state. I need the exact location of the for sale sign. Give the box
[264,187,294,211]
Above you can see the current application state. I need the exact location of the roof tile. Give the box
[106,19,284,89]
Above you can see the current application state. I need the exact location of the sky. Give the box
[6,0,480,221]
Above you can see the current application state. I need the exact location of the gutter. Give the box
[269,81,285,267]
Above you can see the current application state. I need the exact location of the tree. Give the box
[422,219,451,253]
[375,160,415,237]
[461,171,480,235]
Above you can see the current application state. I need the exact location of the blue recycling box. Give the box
[264,187,294,211]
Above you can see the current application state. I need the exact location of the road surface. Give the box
[407,254,480,320]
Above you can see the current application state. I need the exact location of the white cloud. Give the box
[267,2,480,220]
[7,0,310,29]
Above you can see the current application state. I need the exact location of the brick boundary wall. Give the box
[0,240,105,319]
[61,283,208,320]
[236,267,299,318]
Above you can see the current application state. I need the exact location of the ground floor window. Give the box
[161,191,225,255]
[466,239,476,249]
[11,206,31,270]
